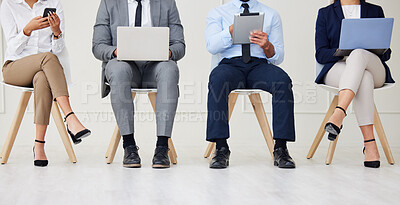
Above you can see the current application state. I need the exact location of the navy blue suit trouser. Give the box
[206,58,295,142]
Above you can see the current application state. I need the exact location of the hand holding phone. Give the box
[43,8,56,18]
[49,13,61,37]
[23,16,50,36]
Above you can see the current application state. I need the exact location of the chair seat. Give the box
[231,89,264,95]
[1,81,34,92]
[104,82,157,93]
[319,83,395,93]
[131,88,157,93]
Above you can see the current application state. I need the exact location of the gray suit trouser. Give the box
[105,59,179,137]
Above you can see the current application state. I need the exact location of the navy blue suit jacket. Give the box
[315,0,394,84]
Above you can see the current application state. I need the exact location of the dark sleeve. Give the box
[92,0,117,62]
[315,8,343,64]
[168,0,186,61]
[377,6,391,62]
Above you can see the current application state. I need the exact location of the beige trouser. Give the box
[324,49,386,126]
[2,52,69,125]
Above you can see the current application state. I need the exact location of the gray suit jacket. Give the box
[92,0,185,98]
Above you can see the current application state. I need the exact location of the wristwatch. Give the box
[53,32,63,39]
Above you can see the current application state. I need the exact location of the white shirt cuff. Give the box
[267,48,279,63]
[52,37,64,54]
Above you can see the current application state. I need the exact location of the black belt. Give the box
[230,56,266,62]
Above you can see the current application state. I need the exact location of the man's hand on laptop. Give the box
[250,30,275,58]
[229,25,233,37]
[113,49,171,59]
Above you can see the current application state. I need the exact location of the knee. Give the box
[273,71,293,90]
[33,72,50,89]
[348,49,367,60]
[106,60,133,83]
[43,52,60,62]
[42,52,63,69]
[209,66,232,86]
[156,61,179,83]
[44,52,58,59]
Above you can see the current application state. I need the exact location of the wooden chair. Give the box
[105,88,178,164]
[0,82,77,164]
[306,63,395,165]
[203,89,274,159]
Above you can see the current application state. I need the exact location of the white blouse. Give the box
[0,0,65,62]
[342,5,361,19]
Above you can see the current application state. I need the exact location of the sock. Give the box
[215,139,229,150]
[156,136,169,147]
[122,134,136,149]
[274,139,287,150]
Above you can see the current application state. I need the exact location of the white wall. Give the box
[0,0,399,153]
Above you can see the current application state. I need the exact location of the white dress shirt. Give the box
[0,0,65,62]
[128,0,152,27]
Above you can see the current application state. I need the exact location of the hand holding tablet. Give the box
[232,12,264,45]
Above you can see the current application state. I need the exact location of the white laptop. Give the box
[117,27,170,61]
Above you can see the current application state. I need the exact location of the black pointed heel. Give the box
[64,112,91,145]
[325,106,347,141]
[363,139,380,168]
[33,140,48,167]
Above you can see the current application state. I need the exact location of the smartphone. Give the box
[43,8,57,18]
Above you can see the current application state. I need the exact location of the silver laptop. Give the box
[117,27,170,61]
[334,18,394,56]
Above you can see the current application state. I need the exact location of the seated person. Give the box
[315,0,395,168]
[205,0,296,169]
[92,0,185,168]
[1,0,91,167]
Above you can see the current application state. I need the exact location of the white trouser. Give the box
[324,49,386,126]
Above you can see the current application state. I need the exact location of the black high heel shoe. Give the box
[325,106,347,141]
[64,112,91,145]
[363,139,380,168]
[33,140,48,167]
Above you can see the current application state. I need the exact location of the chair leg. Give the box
[326,135,339,165]
[105,125,122,164]
[147,92,156,111]
[168,138,178,164]
[204,142,216,158]
[374,105,395,165]
[204,92,239,158]
[307,95,339,159]
[248,93,274,157]
[51,101,77,163]
[0,91,31,164]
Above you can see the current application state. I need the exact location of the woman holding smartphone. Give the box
[315,0,394,168]
[1,0,91,167]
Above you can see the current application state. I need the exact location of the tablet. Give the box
[233,12,264,45]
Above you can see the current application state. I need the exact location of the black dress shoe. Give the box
[152,146,170,169]
[210,147,231,169]
[123,145,141,168]
[273,147,296,169]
